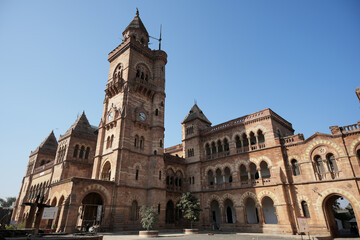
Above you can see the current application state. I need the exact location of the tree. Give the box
[139,206,158,231]
[0,197,16,208]
[177,192,202,229]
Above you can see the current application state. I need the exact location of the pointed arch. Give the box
[305,140,345,161]
[239,192,260,207]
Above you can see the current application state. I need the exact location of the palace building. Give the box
[11,11,360,238]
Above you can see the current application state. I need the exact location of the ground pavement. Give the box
[101,231,360,240]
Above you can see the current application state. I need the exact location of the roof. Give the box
[38,131,58,150]
[182,104,211,125]
[63,112,97,136]
[122,10,149,36]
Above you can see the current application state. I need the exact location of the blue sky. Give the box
[0,0,359,199]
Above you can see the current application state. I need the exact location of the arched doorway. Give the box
[262,197,278,224]
[166,200,175,224]
[323,194,359,238]
[245,198,259,224]
[224,199,236,224]
[210,200,221,229]
[80,192,103,230]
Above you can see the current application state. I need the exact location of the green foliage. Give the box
[177,192,202,228]
[0,197,16,208]
[5,222,25,230]
[139,206,158,231]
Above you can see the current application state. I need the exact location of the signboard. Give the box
[96,205,102,221]
[297,217,309,233]
[42,207,58,220]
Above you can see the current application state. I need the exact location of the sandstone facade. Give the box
[12,12,360,238]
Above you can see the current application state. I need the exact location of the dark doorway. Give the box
[166,200,175,224]
[80,192,103,230]
[323,194,359,238]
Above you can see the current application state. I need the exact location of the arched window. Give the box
[240,165,248,182]
[235,136,242,148]
[205,143,211,155]
[217,140,223,153]
[250,163,259,179]
[216,169,223,184]
[73,145,79,158]
[208,170,214,185]
[40,160,45,166]
[136,69,140,78]
[301,201,310,218]
[291,159,300,176]
[134,135,139,147]
[79,146,85,159]
[154,150,157,155]
[131,201,139,221]
[158,204,161,214]
[224,167,232,183]
[110,135,114,148]
[85,147,90,160]
[260,161,271,178]
[140,137,144,149]
[211,142,217,154]
[106,136,110,149]
[242,133,249,147]
[159,171,162,180]
[249,132,256,145]
[135,169,139,180]
[101,162,111,181]
[257,129,265,143]
[326,153,338,173]
[314,155,325,174]
[155,109,159,116]
[159,140,163,148]
[224,138,229,151]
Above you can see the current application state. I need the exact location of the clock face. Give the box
[108,112,114,121]
[139,112,146,121]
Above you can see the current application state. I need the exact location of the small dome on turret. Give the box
[122,9,149,46]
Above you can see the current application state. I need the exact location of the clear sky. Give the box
[0,0,359,199]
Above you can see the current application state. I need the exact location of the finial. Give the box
[194,99,197,105]
[136,8,139,16]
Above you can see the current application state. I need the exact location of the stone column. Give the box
[235,206,245,224]
[257,168,262,179]
[220,206,226,224]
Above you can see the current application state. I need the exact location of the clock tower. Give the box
[92,10,167,215]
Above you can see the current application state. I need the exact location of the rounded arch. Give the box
[288,155,301,163]
[221,163,235,172]
[204,166,216,176]
[207,194,223,207]
[256,156,273,168]
[235,159,250,170]
[257,190,280,206]
[175,168,185,177]
[316,188,360,210]
[166,166,176,174]
[134,61,153,77]
[133,162,142,170]
[221,193,238,207]
[239,192,260,207]
[305,140,345,161]
[297,195,312,206]
[231,130,246,141]
[78,184,111,205]
[349,136,360,155]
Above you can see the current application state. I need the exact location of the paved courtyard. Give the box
[101,232,358,240]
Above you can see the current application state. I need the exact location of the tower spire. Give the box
[136,8,139,16]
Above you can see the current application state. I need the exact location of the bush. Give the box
[139,206,158,231]
[177,192,202,229]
